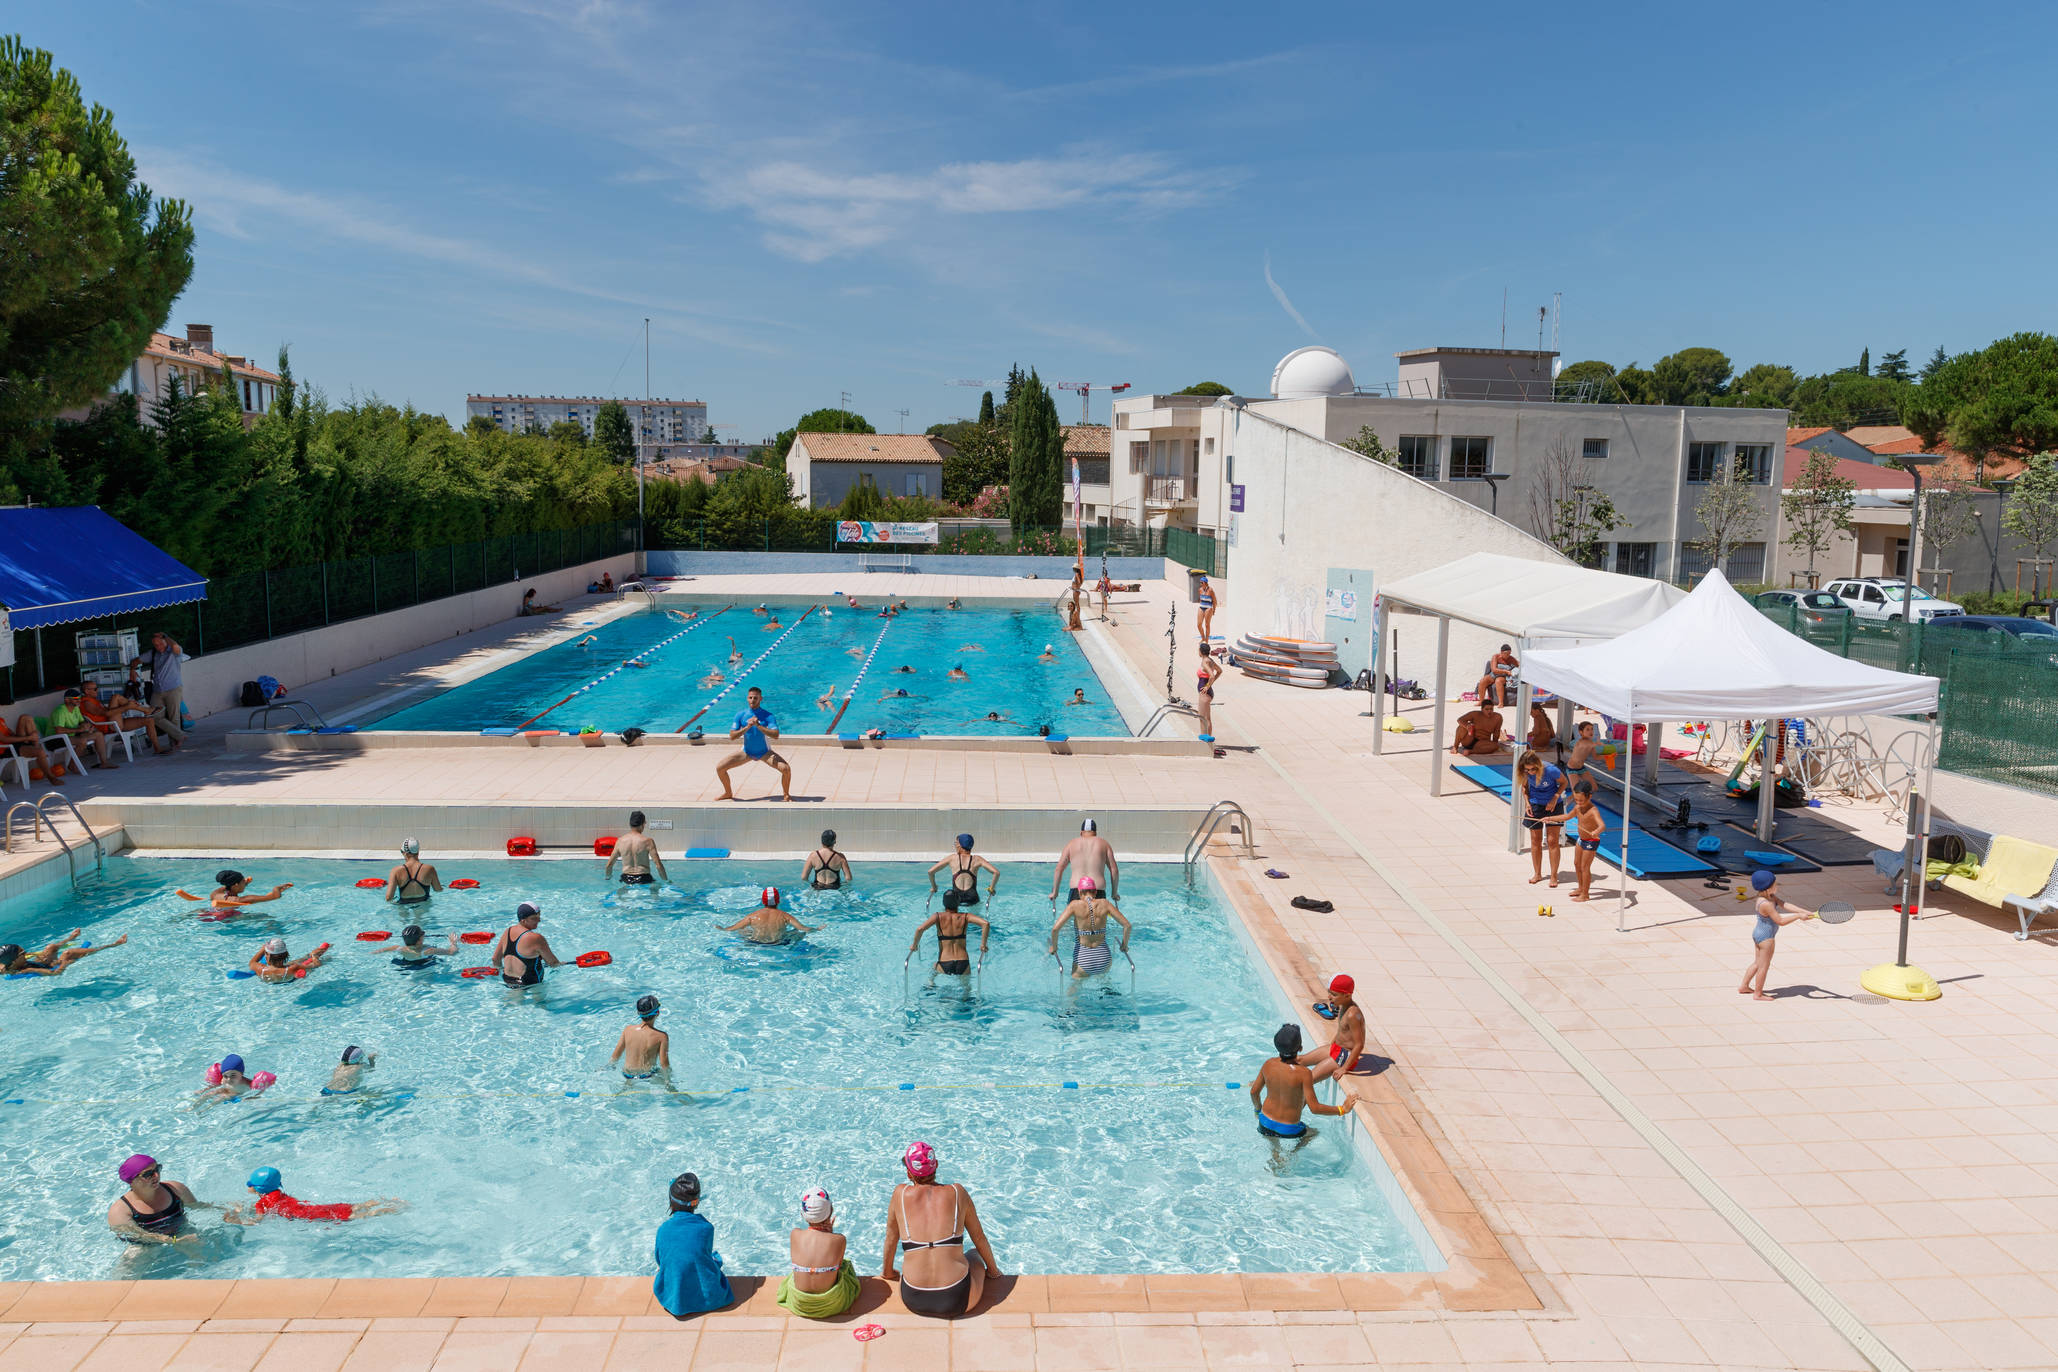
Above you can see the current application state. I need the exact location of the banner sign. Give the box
[837,521,938,544]
[1229,483,1245,513]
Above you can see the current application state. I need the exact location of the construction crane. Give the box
[1051,381,1130,425]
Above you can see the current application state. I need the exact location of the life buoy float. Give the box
[459,931,493,944]
[449,878,481,889]
[355,878,387,889]
[356,931,391,942]
[459,966,498,978]
[575,950,612,968]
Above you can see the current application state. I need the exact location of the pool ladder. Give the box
[1138,699,1196,738]
[3,792,106,888]
[1183,801,1256,885]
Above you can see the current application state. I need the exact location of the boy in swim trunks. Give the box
[323,1046,377,1095]
[720,888,819,945]
[231,1168,404,1224]
[607,811,669,885]
[1738,870,1817,1001]
[1046,877,1130,980]
[611,995,671,1080]
[1564,720,1600,779]
[910,890,991,978]
[1299,974,1373,1079]
[1251,1023,1352,1141]
[1569,783,1603,902]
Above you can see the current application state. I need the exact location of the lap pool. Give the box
[0,855,1433,1280]
[366,605,1132,737]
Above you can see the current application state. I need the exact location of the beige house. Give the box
[65,324,282,429]
[1063,424,1113,523]
[788,433,952,509]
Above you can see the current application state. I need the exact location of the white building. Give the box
[466,394,708,460]
[1108,345,1788,585]
[64,324,282,430]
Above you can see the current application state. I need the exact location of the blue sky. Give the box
[19,1,2057,438]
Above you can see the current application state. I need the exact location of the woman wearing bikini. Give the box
[1196,642,1221,742]
[882,1141,1002,1317]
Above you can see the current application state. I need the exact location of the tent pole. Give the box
[1371,615,1389,755]
[1643,722,1662,789]
[1617,706,1633,933]
[1909,714,1939,966]
[1429,615,1449,798]
[1756,719,1779,843]
[1509,665,1531,854]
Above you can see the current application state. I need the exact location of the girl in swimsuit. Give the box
[1196,643,1220,741]
[0,930,126,977]
[1738,870,1817,1000]
[883,1142,1001,1317]
[175,871,293,912]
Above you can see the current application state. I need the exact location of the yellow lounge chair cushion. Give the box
[1941,835,2058,909]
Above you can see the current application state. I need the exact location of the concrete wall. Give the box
[646,550,1167,579]
[7,553,634,726]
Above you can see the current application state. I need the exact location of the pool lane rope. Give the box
[826,618,894,735]
[516,606,729,730]
[678,605,818,731]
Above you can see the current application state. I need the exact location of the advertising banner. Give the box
[836,521,939,544]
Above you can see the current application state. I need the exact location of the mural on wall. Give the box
[1272,581,1322,641]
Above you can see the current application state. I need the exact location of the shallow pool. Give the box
[0,856,1428,1280]
[367,606,1131,737]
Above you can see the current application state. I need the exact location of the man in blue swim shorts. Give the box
[716,687,792,802]
[1250,1023,1352,1142]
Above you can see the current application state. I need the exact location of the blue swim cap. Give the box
[220,1054,245,1074]
[1750,870,1776,891]
[247,1166,281,1193]
[957,834,974,850]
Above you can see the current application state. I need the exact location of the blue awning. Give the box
[0,507,209,630]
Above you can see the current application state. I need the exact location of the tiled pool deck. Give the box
[4,573,2054,1368]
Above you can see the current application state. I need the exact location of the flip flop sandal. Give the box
[852,1324,886,1342]
[1289,896,1335,913]
[1313,1000,1339,1019]
[1263,868,1290,880]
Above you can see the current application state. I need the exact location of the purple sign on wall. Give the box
[1229,484,1245,513]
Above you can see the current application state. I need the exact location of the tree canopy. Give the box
[1175,381,1234,396]
[1903,333,2058,462]
[765,407,873,471]
[593,400,634,464]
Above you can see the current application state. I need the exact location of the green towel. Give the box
[1926,856,1979,881]
[776,1259,859,1319]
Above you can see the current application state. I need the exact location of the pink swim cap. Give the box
[902,1141,937,1179]
[1076,876,1097,892]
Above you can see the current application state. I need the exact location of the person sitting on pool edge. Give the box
[929,833,998,906]
[883,1140,1002,1318]
[715,686,792,802]
[494,902,561,987]
[654,1172,734,1317]
[606,811,669,886]
[779,1186,861,1318]
[230,1167,404,1224]
[364,925,458,968]
[1251,1023,1352,1140]
[910,889,991,978]
[720,888,817,945]
[803,829,852,890]
[611,994,671,1081]
[249,937,326,983]
[323,1046,377,1095]
[176,870,294,911]
[1300,975,1375,1080]
[1,930,127,978]
[387,838,442,905]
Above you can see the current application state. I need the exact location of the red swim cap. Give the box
[1329,974,1355,995]
[761,887,781,908]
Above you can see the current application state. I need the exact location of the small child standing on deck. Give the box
[1569,783,1604,902]
[1738,870,1817,1001]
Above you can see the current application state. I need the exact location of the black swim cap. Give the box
[942,890,960,911]
[401,925,424,945]
[630,810,646,828]
[669,1172,701,1210]
[217,869,245,888]
[821,829,836,846]
[636,994,660,1018]
[0,944,21,967]
[1274,1023,1303,1060]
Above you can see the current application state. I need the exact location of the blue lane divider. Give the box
[826,617,894,735]
[683,606,818,729]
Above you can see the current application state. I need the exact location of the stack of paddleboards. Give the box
[1232,632,1338,689]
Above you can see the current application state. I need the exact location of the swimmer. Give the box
[980,710,1014,723]
[720,887,818,945]
[817,691,839,713]
[956,643,985,653]
[175,870,293,909]
[623,657,650,669]
[249,936,325,982]
[387,838,441,905]
[577,635,599,647]
[1062,689,1088,707]
[365,925,457,967]
[878,687,913,702]
[611,994,671,1080]
[894,665,917,674]
[929,833,999,905]
[844,645,865,659]
[1046,877,1130,980]
[946,664,969,681]
[803,829,853,891]
[846,596,862,609]
[946,597,961,610]
[1300,975,1374,1079]
[229,1168,404,1225]
[753,603,770,617]
[1251,1023,1351,1142]
[700,668,726,689]
[728,638,744,664]
[666,609,700,623]
[494,902,560,987]
[1036,644,1057,664]
[323,1046,377,1095]
[910,889,990,977]
[0,930,127,977]
[896,601,909,611]
[108,1154,218,1246]
[199,1053,265,1101]
[607,810,670,886]
[1052,817,1118,902]
[763,614,783,631]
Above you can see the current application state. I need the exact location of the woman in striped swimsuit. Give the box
[1045,876,1131,980]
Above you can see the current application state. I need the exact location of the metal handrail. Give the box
[247,700,330,731]
[3,800,43,853]
[33,791,105,887]
[1184,800,1256,884]
[1138,701,1196,738]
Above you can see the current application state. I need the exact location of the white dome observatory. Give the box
[1269,346,1356,399]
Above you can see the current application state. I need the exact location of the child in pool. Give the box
[323,1046,377,1095]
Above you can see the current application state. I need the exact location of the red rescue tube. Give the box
[594,836,617,857]
[356,931,392,942]
[575,951,612,968]
[449,878,481,889]
[506,837,538,856]
[459,931,493,944]
[459,966,498,979]
[355,877,387,889]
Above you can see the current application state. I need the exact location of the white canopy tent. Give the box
[1522,569,1941,929]
[1373,553,1691,856]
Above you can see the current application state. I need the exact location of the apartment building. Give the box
[65,324,283,430]
[466,394,708,460]
[1109,345,1788,584]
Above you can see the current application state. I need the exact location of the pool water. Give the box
[0,856,1429,1280]
[368,606,1131,737]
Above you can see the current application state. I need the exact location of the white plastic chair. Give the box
[95,720,151,762]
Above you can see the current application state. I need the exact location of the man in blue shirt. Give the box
[715,686,792,801]
[653,1172,733,1317]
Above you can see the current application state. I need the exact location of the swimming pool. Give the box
[0,855,1431,1280]
[367,605,1132,737]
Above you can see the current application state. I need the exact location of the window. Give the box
[1677,544,1714,581]
[1614,542,1655,578]
[1686,441,1726,483]
[1582,437,1609,460]
[859,471,875,490]
[906,471,928,497]
[1129,442,1147,475]
[1204,437,1215,455]
[1398,435,1437,480]
[1733,443,1773,484]
[241,379,252,409]
[1725,542,1766,582]
[1226,455,1234,483]
[1448,436,1491,480]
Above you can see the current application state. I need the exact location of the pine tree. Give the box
[1875,349,1912,383]
[1922,345,1949,382]
[978,391,994,425]
[1006,370,1062,533]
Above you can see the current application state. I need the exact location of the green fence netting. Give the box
[646,519,1222,574]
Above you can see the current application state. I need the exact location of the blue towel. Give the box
[653,1211,732,1317]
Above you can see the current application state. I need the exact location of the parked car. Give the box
[1925,615,2058,667]
[1753,589,1852,628]
[1824,577,1965,622]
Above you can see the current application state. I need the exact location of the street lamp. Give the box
[1989,476,2017,596]
[1481,472,1509,518]
[1897,453,1945,624]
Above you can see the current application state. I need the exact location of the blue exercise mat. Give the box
[1448,763,1718,879]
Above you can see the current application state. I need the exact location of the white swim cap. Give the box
[401,837,420,855]
[1081,817,1097,833]
[800,1187,833,1224]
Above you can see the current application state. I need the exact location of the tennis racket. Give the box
[1814,901,1856,925]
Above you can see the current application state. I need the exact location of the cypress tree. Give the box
[978,390,994,425]
[1007,370,1063,533]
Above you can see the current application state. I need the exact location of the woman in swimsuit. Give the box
[494,903,560,987]
[1,930,127,977]
[1046,876,1130,980]
[363,925,457,968]
[803,830,852,890]
[106,1154,218,1245]
[779,1187,859,1317]
[386,839,441,906]
[1196,642,1221,742]
[882,1141,1001,1318]
[909,890,991,977]
[175,870,293,911]
[928,834,998,907]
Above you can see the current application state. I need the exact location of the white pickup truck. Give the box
[1823,577,1965,622]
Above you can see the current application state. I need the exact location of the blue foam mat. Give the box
[1448,763,1719,878]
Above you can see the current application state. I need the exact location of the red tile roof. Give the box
[1781,446,1913,490]
[790,433,953,464]
[1786,426,1834,446]
[1061,424,1111,457]
[142,332,279,383]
